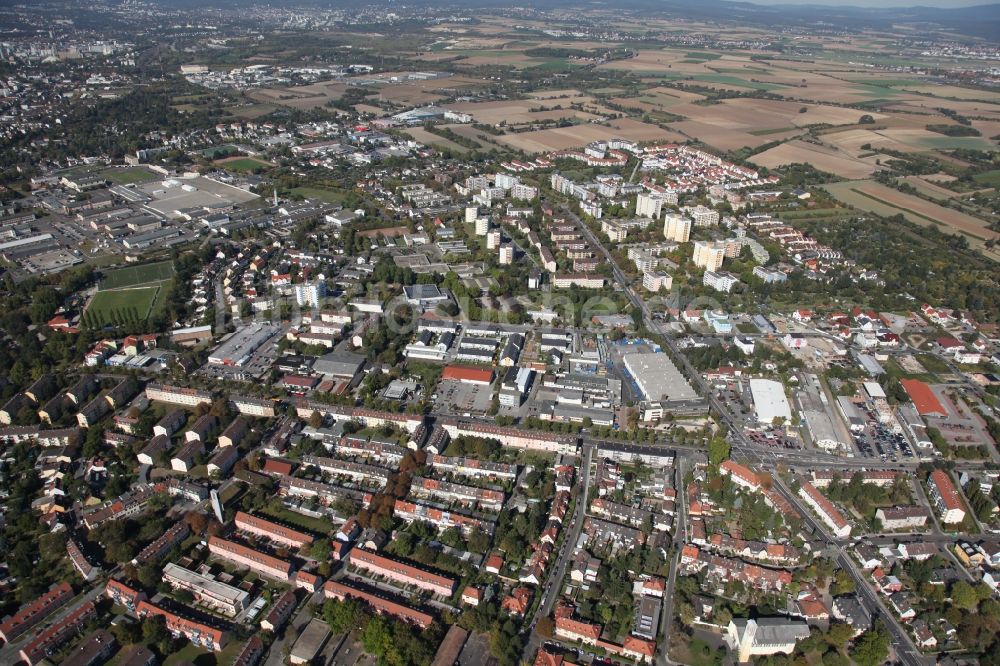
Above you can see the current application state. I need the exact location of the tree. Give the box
[467,526,490,554]
[138,562,160,589]
[38,532,67,562]
[536,616,554,638]
[309,539,330,561]
[142,615,170,647]
[708,436,731,467]
[851,623,890,666]
[360,615,393,657]
[822,649,850,666]
[323,598,366,635]
[831,569,855,596]
[951,580,979,611]
[308,410,323,428]
[826,622,855,648]
[184,511,208,535]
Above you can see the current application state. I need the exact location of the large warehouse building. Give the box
[749,378,792,425]
[622,352,698,403]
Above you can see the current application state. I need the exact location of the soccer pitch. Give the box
[99,260,175,290]
[86,286,161,325]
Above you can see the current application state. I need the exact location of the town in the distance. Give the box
[0,1,999,665]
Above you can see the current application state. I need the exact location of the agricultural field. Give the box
[823,179,1000,254]
[447,95,613,126]
[900,175,964,201]
[99,260,175,289]
[750,140,878,179]
[493,118,682,153]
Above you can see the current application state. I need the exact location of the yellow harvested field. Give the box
[526,89,586,99]
[354,104,383,116]
[447,97,604,125]
[675,98,883,129]
[596,49,692,73]
[825,128,908,154]
[750,140,877,179]
[901,176,962,201]
[671,121,801,152]
[493,119,684,153]
[971,119,1000,139]
[736,99,885,126]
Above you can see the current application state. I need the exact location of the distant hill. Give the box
[29,0,995,41]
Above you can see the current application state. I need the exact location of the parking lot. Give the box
[434,379,494,416]
[854,422,913,461]
[744,426,802,450]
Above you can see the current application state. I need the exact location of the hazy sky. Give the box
[744,0,987,6]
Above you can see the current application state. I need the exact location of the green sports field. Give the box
[98,167,158,185]
[214,157,273,172]
[86,286,161,325]
[99,260,175,289]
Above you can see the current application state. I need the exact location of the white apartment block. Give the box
[703,270,740,293]
[553,274,605,289]
[602,219,628,243]
[580,201,602,219]
[511,183,538,201]
[635,193,664,219]
[145,384,213,408]
[294,282,326,308]
[643,271,672,292]
[494,173,518,190]
[663,214,691,243]
[753,266,787,284]
[692,241,726,271]
[686,205,720,227]
[486,230,501,250]
[162,563,249,616]
[632,250,657,273]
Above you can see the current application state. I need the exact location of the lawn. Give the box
[884,358,938,383]
[100,260,176,289]
[163,638,246,666]
[260,505,334,536]
[86,286,161,324]
[288,186,349,204]
[916,353,952,374]
[99,167,158,185]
